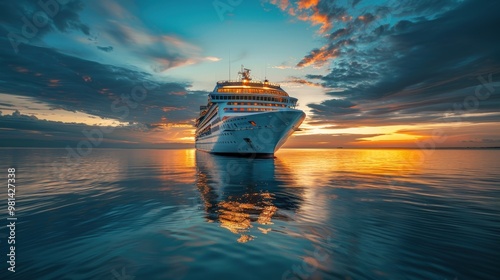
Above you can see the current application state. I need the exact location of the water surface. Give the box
[0,148,499,279]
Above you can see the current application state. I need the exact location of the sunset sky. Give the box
[1,0,499,148]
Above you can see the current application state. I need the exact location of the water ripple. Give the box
[0,148,498,279]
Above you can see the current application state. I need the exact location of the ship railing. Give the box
[216,80,281,88]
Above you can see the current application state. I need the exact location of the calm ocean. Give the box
[0,148,499,279]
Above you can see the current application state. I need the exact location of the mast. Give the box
[238,65,252,81]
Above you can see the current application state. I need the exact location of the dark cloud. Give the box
[0,0,90,52]
[285,76,321,87]
[50,0,89,35]
[308,99,360,116]
[352,0,362,8]
[296,0,500,127]
[316,1,348,24]
[0,37,208,125]
[305,74,324,80]
[328,27,351,41]
[97,46,113,52]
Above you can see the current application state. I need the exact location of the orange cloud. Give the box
[297,0,319,10]
[297,45,339,67]
[14,66,29,73]
[268,0,331,33]
[298,11,331,33]
[286,77,322,87]
[297,39,351,67]
[161,106,181,112]
[270,0,289,10]
[48,79,60,87]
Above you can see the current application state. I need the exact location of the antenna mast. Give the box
[229,49,231,81]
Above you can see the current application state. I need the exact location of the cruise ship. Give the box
[195,66,305,156]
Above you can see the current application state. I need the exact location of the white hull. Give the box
[196,109,305,156]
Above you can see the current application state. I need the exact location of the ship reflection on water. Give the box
[194,151,303,242]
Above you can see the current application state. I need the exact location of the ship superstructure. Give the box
[195,66,305,156]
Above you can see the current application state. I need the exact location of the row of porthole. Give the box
[212,94,289,102]
[227,102,287,107]
[220,117,249,130]
[224,107,279,112]
[216,88,288,96]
